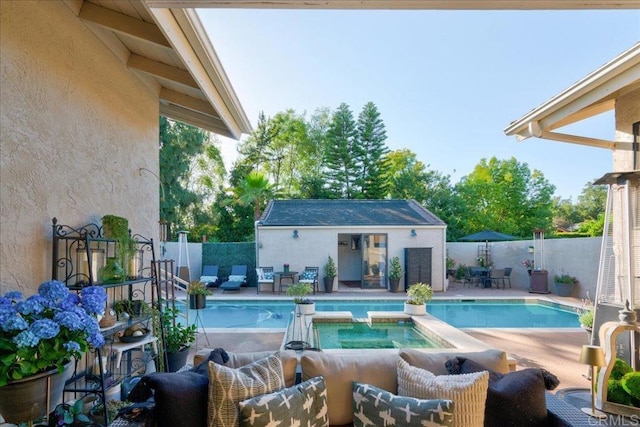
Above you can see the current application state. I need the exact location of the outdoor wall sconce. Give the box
[410,229,417,237]
[293,230,299,238]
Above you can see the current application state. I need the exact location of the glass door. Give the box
[361,234,387,289]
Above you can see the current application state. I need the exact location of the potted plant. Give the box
[0,281,107,424]
[187,280,212,310]
[388,256,402,293]
[554,272,578,297]
[575,293,594,341]
[286,282,315,315]
[323,256,337,293]
[160,307,197,372]
[404,282,433,316]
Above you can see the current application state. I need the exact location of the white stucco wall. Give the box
[0,1,160,294]
[256,226,447,292]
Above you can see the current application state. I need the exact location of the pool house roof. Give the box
[259,199,445,227]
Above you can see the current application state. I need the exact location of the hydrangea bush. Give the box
[0,280,107,386]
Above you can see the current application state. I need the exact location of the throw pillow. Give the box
[445,356,555,427]
[208,353,286,427]
[140,371,209,427]
[263,272,274,280]
[397,358,489,427]
[300,271,316,280]
[352,381,454,427]
[238,376,328,427]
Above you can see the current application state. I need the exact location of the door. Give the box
[362,234,387,289]
[404,248,432,287]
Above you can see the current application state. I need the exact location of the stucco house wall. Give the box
[0,1,160,294]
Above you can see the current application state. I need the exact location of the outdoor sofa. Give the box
[123,348,593,427]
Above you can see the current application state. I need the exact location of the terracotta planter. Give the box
[189,294,206,310]
[404,302,426,316]
[0,362,71,424]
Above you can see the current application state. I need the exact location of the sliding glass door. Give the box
[361,234,387,289]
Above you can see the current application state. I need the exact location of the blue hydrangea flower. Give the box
[30,319,60,340]
[60,293,80,310]
[63,341,81,352]
[13,330,39,347]
[0,305,18,324]
[54,311,83,331]
[87,331,105,348]
[3,291,23,302]
[2,315,28,332]
[17,295,46,315]
[80,286,107,314]
[38,280,69,302]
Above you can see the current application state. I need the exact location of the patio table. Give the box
[275,271,298,293]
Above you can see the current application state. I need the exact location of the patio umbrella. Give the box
[458,230,517,243]
[458,230,517,265]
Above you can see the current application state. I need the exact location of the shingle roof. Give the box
[259,199,445,227]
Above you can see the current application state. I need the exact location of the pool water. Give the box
[312,321,444,349]
[181,300,580,329]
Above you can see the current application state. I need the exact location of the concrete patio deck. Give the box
[184,282,591,394]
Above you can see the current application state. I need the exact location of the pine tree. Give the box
[357,102,389,199]
[324,103,359,198]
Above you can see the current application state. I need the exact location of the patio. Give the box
[183,284,591,393]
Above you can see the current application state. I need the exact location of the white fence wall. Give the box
[447,237,600,299]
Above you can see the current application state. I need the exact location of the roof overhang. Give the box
[504,42,640,150]
[143,0,640,9]
[66,0,251,139]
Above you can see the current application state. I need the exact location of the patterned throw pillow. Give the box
[397,358,489,427]
[263,272,274,280]
[300,271,316,281]
[208,353,286,427]
[238,376,328,427]
[352,382,454,427]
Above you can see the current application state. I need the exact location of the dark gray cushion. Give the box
[445,356,554,427]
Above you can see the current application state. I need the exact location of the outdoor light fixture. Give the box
[410,229,417,237]
[293,230,299,238]
[579,345,607,419]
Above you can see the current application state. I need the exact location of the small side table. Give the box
[275,271,298,293]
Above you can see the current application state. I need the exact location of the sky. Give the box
[198,8,640,200]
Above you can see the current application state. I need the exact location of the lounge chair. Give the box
[220,265,248,292]
[256,266,275,294]
[199,265,219,288]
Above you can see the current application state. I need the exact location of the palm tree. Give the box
[237,171,275,220]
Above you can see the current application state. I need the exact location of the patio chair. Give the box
[199,265,219,288]
[489,268,506,289]
[503,267,513,288]
[298,266,319,294]
[220,265,248,292]
[256,266,275,294]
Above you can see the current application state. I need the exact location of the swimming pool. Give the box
[180,299,580,329]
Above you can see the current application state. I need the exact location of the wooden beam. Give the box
[79,2,171,48]
[127,54,199,89]
[144,0,640,9]
[160,104,233,137]
[160,88,220,117]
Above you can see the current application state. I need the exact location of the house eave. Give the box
[504,42,640,149]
